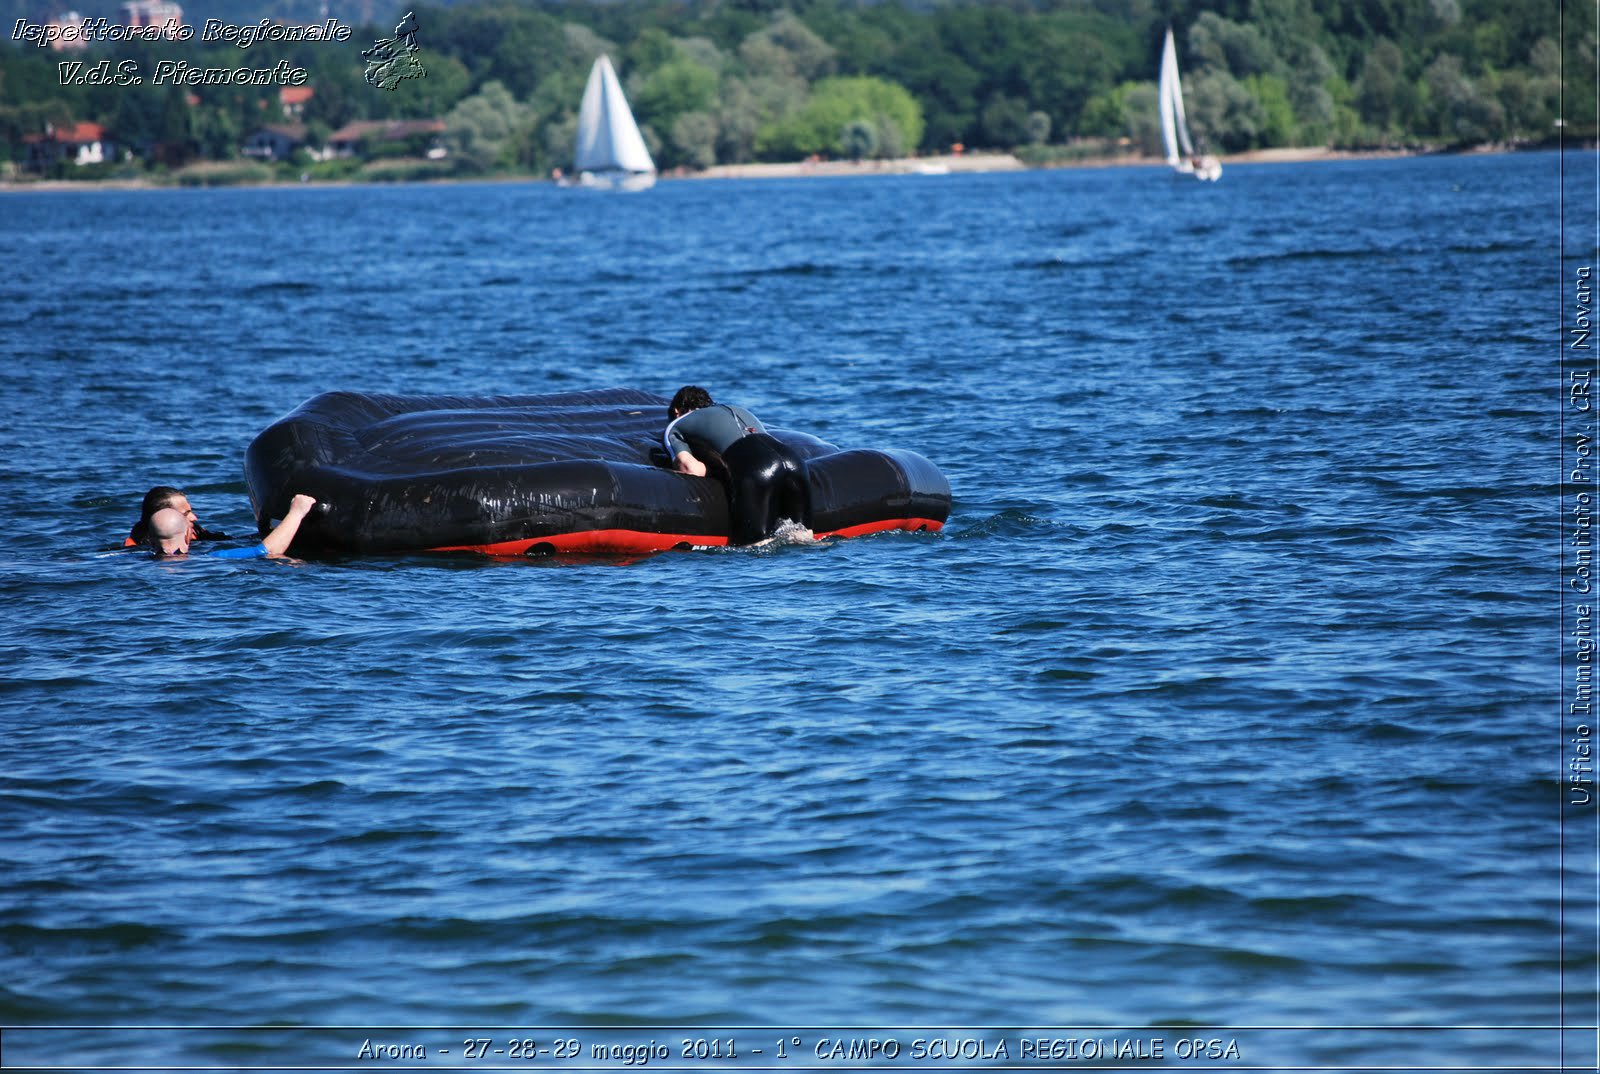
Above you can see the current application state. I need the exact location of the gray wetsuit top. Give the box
[664,404,765,460]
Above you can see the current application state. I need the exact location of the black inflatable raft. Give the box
[244,389,951,554]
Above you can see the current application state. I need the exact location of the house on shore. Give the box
[279,86,314,119]
[23,122,115,170]
[326,119,447,161]
[243,123,310,162]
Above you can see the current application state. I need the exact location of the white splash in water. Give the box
[772,518,816,544]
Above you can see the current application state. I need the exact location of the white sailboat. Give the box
[573,54,656,191]
[1158,28,1222,182]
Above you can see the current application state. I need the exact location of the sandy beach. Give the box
[690,151,1025,179]
[0,142,1549,192]
[688,145,1426,180]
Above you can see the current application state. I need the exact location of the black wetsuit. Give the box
[664,404,811,545]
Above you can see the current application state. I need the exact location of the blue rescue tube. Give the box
[244,389,951,555]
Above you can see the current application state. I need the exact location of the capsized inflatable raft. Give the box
[244,389,950,555]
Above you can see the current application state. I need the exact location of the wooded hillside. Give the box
[2,0,1590,177]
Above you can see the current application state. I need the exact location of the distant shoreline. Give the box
[687,145,1449,180]
[689,151,1025,180]
[0,141,1563,193]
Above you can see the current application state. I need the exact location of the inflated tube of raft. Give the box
[244,389,951,555]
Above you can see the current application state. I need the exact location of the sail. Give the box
[1158,28,1196,165]
[574,55,655,176]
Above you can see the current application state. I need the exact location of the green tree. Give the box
[738,11,835,82]
[1026,110,1052,145]
[1421,53,1505,143]
[840,118,876,160]
[631,58,719,133]
[1079,81,1161,151]
[873,111,908,157]
[563,23,617,72]
[118,84,195,163]
[713,77,765,163]
[677,37,728,75]
[1285,43,1337,142]
[879,27,978,150]
[111,89,161,156]
[628,27,681,74]
[1244,73,1296,145]
[1190,13,1279,78]
[754,75,921,160]
[1246,0,1327,61]
[1353,38,1412,135]
[1021,23,1119,139]
[978,92,1030,148]
[1187,70,1267,151]
[444,79,531,171]
[542,111,578,172]
[1561,11,1599,135]
[301,59,362,132]
[480,8,569,100]
[193,106,240,161]
[403,53,472,119]
[670,110,719,168]
[1425,0,1462,31]
[1517,36,1561,137]
[638,122,664,166]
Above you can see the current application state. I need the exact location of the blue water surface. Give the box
[0,151,1581,1070]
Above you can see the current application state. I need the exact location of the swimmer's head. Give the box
[668,385,713,420]
[140,485,197,540]
[148,507,191,556]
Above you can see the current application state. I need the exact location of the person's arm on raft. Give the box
[197,495,317,559]
[665,415,708,476]
[261,494,317,556]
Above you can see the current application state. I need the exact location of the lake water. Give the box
[0,151,1590,1071]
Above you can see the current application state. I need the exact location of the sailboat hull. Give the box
[1173,156,1222,181]
[578,170,657,192]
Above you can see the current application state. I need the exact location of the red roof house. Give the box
[279,86,315,117]
[23,121,115,170]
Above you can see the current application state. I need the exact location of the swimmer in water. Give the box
[126,486,228,547]
[147,494,317,559]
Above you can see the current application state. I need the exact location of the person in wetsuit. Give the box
[146,495,317,559]
[664,385,811,546]
[125,486,229,548]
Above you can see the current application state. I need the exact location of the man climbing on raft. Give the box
[663,385,812,546]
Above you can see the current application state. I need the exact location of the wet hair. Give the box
[129,485,186,544]
[668,385,713,418]
[141,485,185,518]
